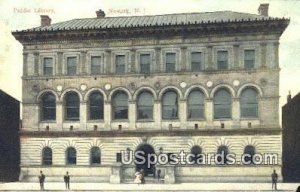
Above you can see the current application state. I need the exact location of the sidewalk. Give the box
[0,182,299,191]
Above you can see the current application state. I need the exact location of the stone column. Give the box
[57,52,63,75]
[206,46,213,70]
[155,47,161,72]
[233,44,240,69]
[130,48,136,73]
[33,52,39,76]
[105,50,112,74]
[273,42,279,68]
[205,99,214,128]
[23,53,28,76]
[260,42,267,68]
[179,99,187,129]
[56,101,63,131]
[180,46,187,71]
[154,100,161,129]
[80,101,87,130]
[80,51,87,75]
[110,163,122,184]
[128,100,136,130]
[231,97,240,128]
[104,101,112,130]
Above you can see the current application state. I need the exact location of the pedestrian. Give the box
[157,169,161,182]
[140,169,145,184]
[64,171,70,190]
[271,169,278,190]
[38,170,45,191]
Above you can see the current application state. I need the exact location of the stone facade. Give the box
[13,5,289,183]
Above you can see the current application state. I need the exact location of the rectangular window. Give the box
[43,57,53,75]
[67,57,77,75]
[217,51,228,70]
[140,54,151,74]
[115,55,126,74]
[244,50,255,69]
[91,56,101,75]
[191,52,202,71]
[116,153,122,162]
[166,53,176,72]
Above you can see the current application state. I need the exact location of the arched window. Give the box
[65,92,80,121]
[214,89,231,119]
[137,92,154,120]
[89,92,104,120]
[162,91,178,119]
[216,145,229,165]
[90,147,101,165]
[240,88,258,118]
[243,145,256,165]
[112,91,128,119]
[41,93,56,121]
[42,147,52,165]
[188,90,205,119]
[190,145,203,164]
[66,147,77,165]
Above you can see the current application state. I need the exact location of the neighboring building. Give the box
[282,92,300,182]
[0,89,20,181]
[12,4,289,183]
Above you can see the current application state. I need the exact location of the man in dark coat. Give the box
[64,171,70,189]
[140,169,145,184]
[38,170,45,191]
[271,169,278,190]
[157,169,161,182]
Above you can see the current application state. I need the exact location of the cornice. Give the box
[12,19,290,44]
[19,128,282,138]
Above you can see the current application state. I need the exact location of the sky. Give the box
[0,0,299,118]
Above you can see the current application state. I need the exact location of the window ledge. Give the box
[213,118,232,121]
[187,118,206,121]
[136,120,154,123]
[240,117,259,120]
[87,120,105,123]
[111,120,129,123]
[63,121,80,123]
[40,121,56,123]
[161,119,180,122]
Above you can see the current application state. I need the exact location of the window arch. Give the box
[42,147,52,165]
[216,145,229,165]
[65,92,80,121]
[190,145,203,164]
[243,145,256,165]
[162,91,178,119]
[240,88,258,118]
[137,91,154,120]
[66,147,77,165]
[90,147,101,165]
[188,90,205,119]
[112,91,128,119]
[89,92,104,120]
[41,92,56,121]
[214,89,232,119]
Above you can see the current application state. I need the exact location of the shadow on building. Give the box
[282,92,300,182]
[0,90,20,181]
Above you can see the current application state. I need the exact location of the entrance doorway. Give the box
[135,144,155,176]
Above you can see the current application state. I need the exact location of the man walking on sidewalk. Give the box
[64,171,70,190]
[271,169,278,190]
[38,171,45,191]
